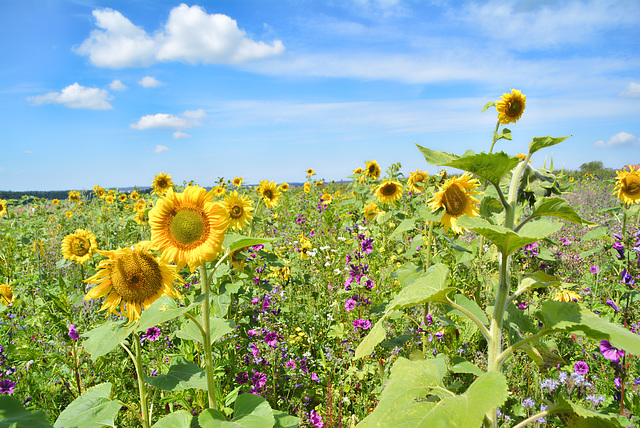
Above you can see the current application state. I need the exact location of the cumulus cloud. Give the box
[28,83,113,110]
[130,109,204,131]
[620,82,640,98]
[138,76,163,87]
[155,145,169,153]
[173,131,191,138]
[593,132,640,148]
[76,4,284,68]
[109,79,127,91]
[182,109,206,119]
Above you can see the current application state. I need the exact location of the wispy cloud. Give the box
[75,5,284,68]
[109,79,127,91]
[154,145,169,153]
[28,83,113,110]
[594,131,640,148]
[173,131,191,139]
[620,82,640,98]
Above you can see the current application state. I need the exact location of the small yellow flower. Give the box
[353,167,363,175]
[365,160,381,180]
[68,190,81,203]
[364,202,379,221]
[118,194,128,202]
[554,290,581,302]
[64,211,73,219]
[407,170,428,193]
[232,177,243,187]
[0,283,14,305]
[213,185,226,198]
[52,199,60,206]
[152,172,174,196]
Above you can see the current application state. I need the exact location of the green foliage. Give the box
[198,393,276,427]
[0,396,52,428]
[579,161,604,173]
[53,383,121,428]
[146,356,208,391]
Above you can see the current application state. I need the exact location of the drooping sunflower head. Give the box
[614,166,640,205]
[68,190,81,203]
[93,185,106,198]
[365,160,381,180]
[0,283,14,305]
[496,89,526,125]
[428,173,481,234]
[0,199,7,217]
[135,210,148,226]
[84,242,183,325]
[61,229,98,264]
[149,186,230,271]
[303,182,311,194]
[554,290,581,302]
[152,172,174,196]
[230,248,247,271]
[353,167,363,175]
[363,202,379,221]
[407,170,429,193]
[279,182,290,192]
[258,180,282,209]
[306,168,315,176]
[223,191,254,231]
[232,177,243,187]
[375,179,403,204]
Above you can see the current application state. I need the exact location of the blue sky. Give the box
[1,0,639,191]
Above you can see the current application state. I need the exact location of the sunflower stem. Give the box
[122,336,150,428]
[488,120,500,154]
[199,263,218,410]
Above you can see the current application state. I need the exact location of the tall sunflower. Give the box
[614,166,640,205]
[496,89,526,125]
[213,185,226,198]
[232,177,243,188]
[223,191,254,231]
[0,284,14,305]
[258,180,281,209]
[407,170,429,193]
[84,241,183,325]
[306,168,315,176]
[61,229,98,264]
[129,190,140,200]
[68,190,81,203]
[152,172,174,196]
[375,179,403,204]
[279,182,290,192]
[303,182,311,194]
[428,173,481,234]
[149,186,229,271]
[365,160,381,180]
[93,185,106,198]
[118,193,128,202]
[0,199,7,217]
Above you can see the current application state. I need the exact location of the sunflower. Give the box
[135,210,148,226]
[93,185,106,198]
[614,166,640,205]
[230,248,247,271]
[496,89,526,125]
[299,236,313,259]
[68,191,81,203]
[353,167,363,175]
[52,199,59,206]
[118,194,128,202]
[315,180,324,188]
[375,180,403,204]
[0,283,14,305]
[0,199,7,217]
[363,202,379,221]
[303,182,311,194]
[257,180,281,209]
[232,177,243,187]
[554,290,581,302]
[365,160,381,180]
[279,182,290,192]
[407,170,429,193]
[61,229,98,264]
[134,200,148,212]
[223,191,254,231]
[428,173,481,234]
[64,211,73,219]
[33,239,44,256]
[152,172,174,196]
[321,193,332,205]
[105,195,115,204]
[213,185,226,198]
[129,190,140,200]
[149,186,230,271]
[84,241,183,325]
[306,168,315,176]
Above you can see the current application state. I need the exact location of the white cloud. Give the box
[182,109,206,119]
[173,131,191,139]
[28,83,113,110]
[155,145,169,153]
[138,76,163,87]
[130,113,192,130]
[23,150,33,154]
[76,4,284,68]
[593,132,640,148]
[109,79,127,91]
[620,82,640,98]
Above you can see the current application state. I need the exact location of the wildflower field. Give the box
[1,91,640,428]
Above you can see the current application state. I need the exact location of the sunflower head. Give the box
[232,177,243,187]
[375,180,403,204]
[152,172,174,196]
[84,242,183,325]
[52,199,60,206]
[496,89,526,125]
[0,283,14,305]
[306,168,315,176]
[68,190,81,203]
[105,195,115,204]
[135,210,148,225]
[407,170,428,193]
[303,182,311,194]
[321,192,332,205]
[0,199,7,217]
[61,229,98,264]
[149,186,230,271]
[64,211,73,219]
[554,290,581,302]
[363,202,379,221]
[279,182,290,192]
[315,180,324,188]
[428,173,481,234]
[213,185,226,198]
[614,166,640,205]
[224,191,254,231]
[129,190,140,200]
[299,236,313,259]
[230,248,247,271]
[353,167,364,175]
[118,194,128,202]
[365,160,381,180]
[258,180,282,209]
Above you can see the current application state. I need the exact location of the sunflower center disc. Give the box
[111,253,163,302]
[382,184,396,196]
[508,101,521,117]
[442,183,467,216]
[231,205,243,219]
[169,209,207,246]
[71,238,89,256]
[264,190,273,199]
[624,176,640,195]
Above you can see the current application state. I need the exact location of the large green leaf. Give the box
[389,218,416,241]
[137,294,205,333]
[537,301,640,355]
[555,395,624,427]
[146,356,208,391]
[529,197,596,225]
[151,410,194,428]
[54,383,121,428]
[444,152,519,187]
[458,217,562,255]
[354,317,388,360]
[0,396,52,428]
[199,393,275,428]
[273,410,300,428]
[176,317,236,345]
[224,234,275,254]
[415,144,459,166]
[529,135,570,155]
[453,294,488,326]
[81,320,136,360]
[359,359,507,428]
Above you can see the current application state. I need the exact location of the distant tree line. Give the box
[0,187,153,202]
[579,161,605,173]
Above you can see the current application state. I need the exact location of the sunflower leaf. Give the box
[529,197,597,226]
[389,218,416,241]
[81,320,136,360]
[528,135,570,155]
[176,317,235,345]
[198,393,275,428]
[150,410,193,428]
[0,396,52,428]
[224,234,275,254]
[555,395,625,427]
[146,356,208,391]
[444,152,519,187]
[481,101,496,112]
[415,144,460,166]
[54,383,121,428]
[136,294,205,333]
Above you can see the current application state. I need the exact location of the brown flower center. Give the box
[623,175,640,195]
[263,190,273,199]
[71,237,90,256]
[230,204,244,219]
[507,100,522,117]
[111,253,163,303]
[381,183,397,196]
[169,208,209,248]
[442,184,467,217]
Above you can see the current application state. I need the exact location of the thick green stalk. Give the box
[133,334,150,428]
[199,263,218,410]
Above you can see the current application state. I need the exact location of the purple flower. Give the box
[360,238,374,254]
[606,299,620,312]
[310,410,324,428]
[600,340,624,364]
[247,329,259,337]
[590,265,600,275]
[426,314,433,325]
[285,360,296,370]
[614,377,622,388]
[251,371,267,389]
[311,372,320,382]
[0,379,15,394]
[68,324,79,341]
[264,332,280,347]
[574,361,589,375]
[353,319,372,330]
[235,372,249,384]
[144,326,161,341]
[621,269,635,286]
[345,298,356,311]
[612,241,624,258]
[523,242,539,257]
[521,397,535,409]
[518,301,528,310]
